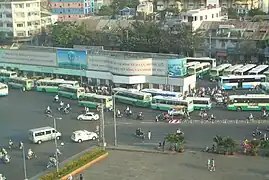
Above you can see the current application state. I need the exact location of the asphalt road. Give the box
[0,86,267,179]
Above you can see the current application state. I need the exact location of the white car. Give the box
[71,130,98,143]
[77,112,99,121]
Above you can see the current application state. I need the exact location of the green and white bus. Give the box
[8,77,34,91]
[58,84,85,99]
[186,97,212,110]
[227,94,269,111]
[260,82,269,94]
[151,96,194,112]
[0,70,17,83]
[223,64,243,76]
[188,62,211,75]
[78,93,113,109]
[113,88,152,107]
[36,79,79,93]
[209,64,231,78]
[264,70,269,81]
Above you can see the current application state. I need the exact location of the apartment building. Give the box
[137,0,154,15]
[49,0,94,21]
[156,0,260,12]
[0,0,43,38]
[198,21,269,63]
[181,7,223,31]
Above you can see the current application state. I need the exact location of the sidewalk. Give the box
[29,146,97,180]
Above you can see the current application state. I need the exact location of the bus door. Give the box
[238,79,243,88]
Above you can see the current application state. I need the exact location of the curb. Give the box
[60,152,108,180]
[106,146,177,155]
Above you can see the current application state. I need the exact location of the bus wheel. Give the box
[236,107,242,111]
[42,88,46,92]
[262,107,266,111]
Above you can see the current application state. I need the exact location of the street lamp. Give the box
[47,114,62,172]
[113,91,120,146]
[21,142,28,180]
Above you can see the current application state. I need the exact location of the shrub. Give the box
[41,148,106,180]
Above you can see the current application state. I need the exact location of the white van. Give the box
[29,126,62,144]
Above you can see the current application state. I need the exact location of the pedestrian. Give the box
[210,158,215,171]
[162,140,165,152]
[148,131,151,140]
[79,173,83,180]
[207,159,211,170]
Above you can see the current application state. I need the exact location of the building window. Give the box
[68,15,71,18]
[17,32,24,36]
[0,22,3,27]
[205,15,207,20]
[0,14,2,18]
[54,4,56,6]
[6,23,12,27]
[85,3,87,6]
[78,3,80,6]
[17,23,23,27]
[200,16,203,21]
[5,4,11,8]
[79,15,81,18]
[26,3,30,7]
[27,22,31,26]
[221,41,225,48]
[68,3,70,6]
[6,13,12,18]
[216,13,218,17]
[194,16,197,21]
[212,14,214,18]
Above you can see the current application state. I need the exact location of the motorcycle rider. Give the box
[27,148,34,159]
[60,101,64,108]
[116,109,121,117]
[46,106,51,114]
[125,106,130,113]
[56,148,62,156]
[48,156,57,167]
[0,174,6,180]
[249,113,254,120]
[3,154,10,163]
[54,94,59,102]
[8,139,13,149]
[262,110,267,118]
[137,112,143,120]
[1,148,7,155]
[210,114,215,120]
[176,128,182,135]
[66,103,71,110]
[19,141,23,150]
[84,106,89,113]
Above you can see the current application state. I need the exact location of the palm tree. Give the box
[165,133,176,151]
[250,139,261,156]
[260,140,269,156]
[223,137,237,155]
[213,135,224,153]
[175,134,185,152]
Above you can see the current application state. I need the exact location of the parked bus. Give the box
[188,62,211,75]
[113,88,152,107]
[186,57,216,68]
[227,94,269,111]
[151,96,194,112]
[36,79,79,93]
[260,82,269,94]
[8,77,34,91]
[234,64,256,75]
[248,65,268,75]
[141,89,182,97]
[0,82,8,96]
[186,62,200,68]
[78,93,113,109]
[219,75,266,90]
[209,64,231,78]
[223,64,243,76]
[0,70,17,83]
[264,70,269,81]
[186,97,212,110]
[58,84,85,99]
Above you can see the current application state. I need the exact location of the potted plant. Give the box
[165,133,176,151]
[213,135,224,154]
[175,134,185,153]
[222,137,229,155]
[250,139,261,156]
[225,136,237,155]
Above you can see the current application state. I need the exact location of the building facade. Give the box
[0,46,196,93]
[181,7,223,31]
[198,21,269,63]
[49,0,94,21]
[137,0,154,15]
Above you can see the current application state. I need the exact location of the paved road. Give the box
[0,88,267,179]
[83,150,269,180]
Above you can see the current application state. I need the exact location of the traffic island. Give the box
[40,148,108,180]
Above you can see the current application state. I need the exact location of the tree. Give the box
[213,135,224,153]
[238,40,258,63]
[97,5,113,16]
[110,0,139,14]
[165,133,185,152]
[248,8,266,17]
[223,136,237,154]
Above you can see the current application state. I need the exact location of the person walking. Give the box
[148,131,151,140]
[210,158,215,171]
[79,173,84,180]
[67,174,73,180]
[207,159,211,170]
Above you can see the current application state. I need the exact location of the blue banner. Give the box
[167,58,187,77]
[57,49,87,69]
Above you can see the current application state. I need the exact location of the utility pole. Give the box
[209,31,212,58]
[98,102,106,150]
[113,91,119,146]
[22,142,28,180]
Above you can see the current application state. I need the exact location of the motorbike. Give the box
[136,114,143,120]
[63,108,70,114]
[116,113,123,118]
[46,161,57,168]
[2,155,11,164]
[125,110,132,117]
[53,98,59,103]
[27,153,37,160]
[45,109,52,114]
[57,106,64,111]
[176,131,184,136]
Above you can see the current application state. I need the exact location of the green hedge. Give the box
[41,148,106,180]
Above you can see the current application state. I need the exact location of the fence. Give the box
[175,119,269,124]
